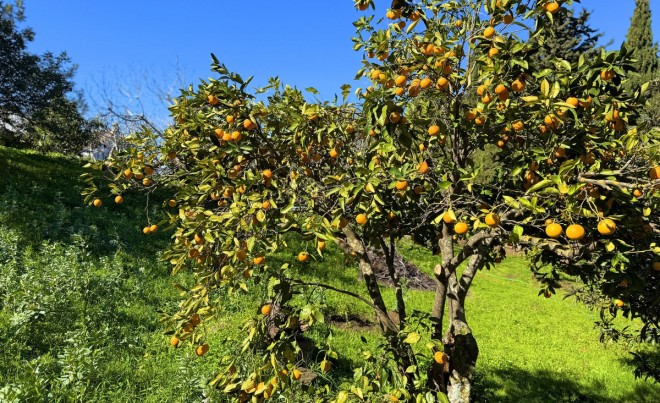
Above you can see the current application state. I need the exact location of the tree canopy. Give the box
[85,0,660,401]
[0,1,102,154]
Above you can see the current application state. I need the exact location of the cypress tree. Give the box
[530,7,601,69]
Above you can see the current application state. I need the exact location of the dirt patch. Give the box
[337,240,436,291]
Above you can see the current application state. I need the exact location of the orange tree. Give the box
[83,0,660,401]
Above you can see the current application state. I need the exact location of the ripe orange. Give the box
[545,223,563,238]
[356,214,368,225]
[142,226,150,234]
[481,94,493,104]
[436,77,449,90]
[419,161,430,174]
[600,69,615,81]
[633,189,643,198]
[649,166,660,180]
[434,351,448,364]
[488,48,499,58]
[476,85,488,96]
[292,368,302,381]
[566,97,579,107]
[494,84,507,95]
[142,178,153,186]
[253,255,265,265]
[454,222,469,235]
[226,115,235,124]
[554,147,566,158]
[455,19,463,28]
[597,219,616,236]
[485,213,500,227]
[298,251,310,262]
[395,180,408,190]
[428,125,441,136]
[207,95,219,105]
[544,2,559,13]
[261,200,271,210]
[394,75,407,87]
[484,26,495,39]
[149,224,158,233]
[614,299,624,308]
[195,344,209,356]
[317,240,326,250]
[511,79,525,92]
[565,224,585,240]
[168,199,177,207]
[420,77,433,89]
[170,336,180,347]
[389,112,402,123]
[512,121,524,132]
[123,168,132,179]
[262,169,273,179]
[93,198,102,207]
[194,234,205,245]
[261,304,272,316]
[503,14,514,24]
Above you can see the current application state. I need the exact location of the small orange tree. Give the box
[84,0,660,401]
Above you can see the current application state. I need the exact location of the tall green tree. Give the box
[0,1,103,154]
[625,0,660,127]
[529,6,602,69]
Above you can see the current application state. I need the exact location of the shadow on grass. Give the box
[473,366,656,403]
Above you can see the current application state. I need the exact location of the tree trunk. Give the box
[444,320,478,403]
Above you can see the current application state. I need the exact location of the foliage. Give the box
[85,0,660,400]
[0,1,103,154]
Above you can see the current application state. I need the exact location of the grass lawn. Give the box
[0,146,657,402]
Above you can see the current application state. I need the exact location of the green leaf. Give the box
[404,332,421,344]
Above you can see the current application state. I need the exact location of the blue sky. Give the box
[22,0,660,122]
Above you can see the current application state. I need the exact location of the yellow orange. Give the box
[545,223,563,238]
[566,224,585,240]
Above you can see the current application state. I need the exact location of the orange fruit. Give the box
[494,84,507,95]
[476,85,488,96]
[170,336,180,347]
[262,169,273,179]
[292,368,302,381]
[168,199,177,207]
[503,14,514,24]
[253,255,265,265]
[394,75,407,87]
[194,234,205,245]
[142,178,153,186]
[207,95,219,105]
[455,19,463,28]
[142,226,150,234]
[419,161,430,174]
[434,351,448,364]
[481,94,493,104]
[597,219,616,236]
[226,115,235,124]
[566,224,585,240]
[512,121,524,132]
[436,77,449,90]
[443,211,457,224]
[420,78,432,89]
[395,180,408,190]
[261,304,272,315]
[484,26,496,38]
[389,112,402,123]
[123,168,132,179]
[149,224,158,233]
[356,214,368,225]
[195,344,209,356]
[545,223,563,238]
[614,299,624,308]
[485,213,500,227]
[317,240,326,250]
[261,200,271,210]
[428,125,441,136]
[488,48,499,58]
[566,97,579,107]
[633,189,643,198]
[298,251,310,262]
[544,2,559,13]
[454,222,469,235]
[93,198,102,207]
[600,69,615,81]
[511,79,525,92]
[649,167,660,180]
[554,147,566,158]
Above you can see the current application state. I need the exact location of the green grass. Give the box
[0,145,658,402]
